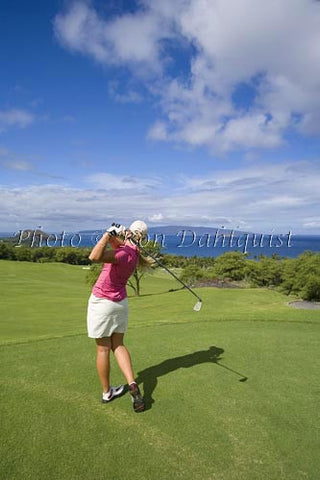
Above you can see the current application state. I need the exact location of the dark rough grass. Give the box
[0,260,319,480]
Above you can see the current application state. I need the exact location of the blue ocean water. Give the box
[67,231,319,258]
[158,233,319,258]
[1,230,319,258]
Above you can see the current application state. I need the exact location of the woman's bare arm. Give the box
[88,232,125,263]
[89,233,115,263]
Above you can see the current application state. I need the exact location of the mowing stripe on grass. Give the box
[1,376,220,480]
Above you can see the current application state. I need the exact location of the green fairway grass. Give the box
[0,260,319,480]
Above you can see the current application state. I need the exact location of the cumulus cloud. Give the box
[54,0,320,152]
[53,1,172,73]
[1,160,319,232]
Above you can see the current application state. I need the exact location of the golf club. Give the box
[128,232,202,311]
[216,362,248,382]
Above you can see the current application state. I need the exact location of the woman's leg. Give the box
[111,333,135,385]
[112,332,145,412]
[95,337,112,393]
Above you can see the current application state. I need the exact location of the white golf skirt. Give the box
[87,294,129,338]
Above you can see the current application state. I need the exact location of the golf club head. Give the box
[193,301,202,312]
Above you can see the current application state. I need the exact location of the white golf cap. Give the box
[129,220,148,238]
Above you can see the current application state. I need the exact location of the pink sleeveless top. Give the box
[92,244,139,301]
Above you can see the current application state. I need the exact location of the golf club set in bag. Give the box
[107,221,202,312]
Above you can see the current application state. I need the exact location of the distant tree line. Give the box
[0,241,319,301]
[0,243,91,265]
[178,251,320,302]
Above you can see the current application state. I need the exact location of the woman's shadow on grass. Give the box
[135,345,247,411]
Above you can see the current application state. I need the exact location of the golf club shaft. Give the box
[131,239,202,304]
[217,362,247,381]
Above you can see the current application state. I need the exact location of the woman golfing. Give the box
[87,220,149,412]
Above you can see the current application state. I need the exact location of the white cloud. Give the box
[147,121,168,141]
[108,82,143,104]
[54,0,320,152]
[1,160,34,171]
[0,109,35,132]
[1,160,319,233]
[53,2,170,73]
[218,114,284,150]
[86,172,161,191]
[303,219,320,229]
[148,213,164,222]
[0,147,64,179]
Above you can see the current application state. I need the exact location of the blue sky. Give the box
[1,0,320,234]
